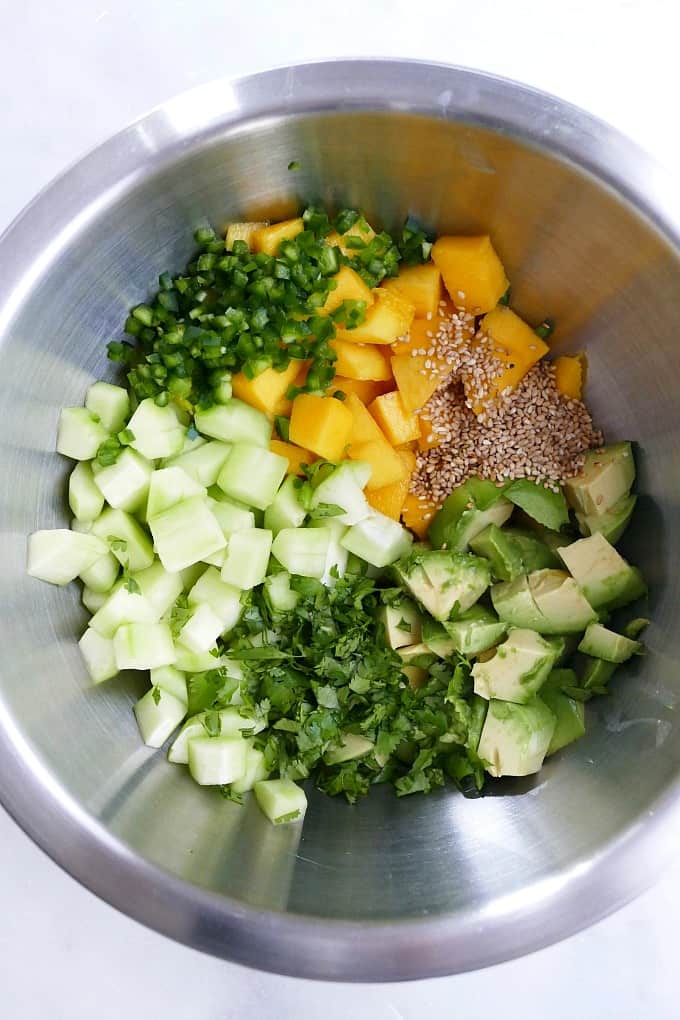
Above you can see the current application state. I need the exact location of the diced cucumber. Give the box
[79,550,120,593]
[208,497,255,537]
[215,706,266,736]
[264,476,306,535]
[88,584,159,638]
[341,511,413,568]
[82,586,107,613]
[272,527,330,578]
[201,548,226,569]
[146,466,206,518]
[254,779,307,824]
[188,565,242,629]
[221,529,273,589]
[70,518,93,533]
[91,507,155,571]
[178,602,226,653]
[134,686,187,748]
[164,440,232,487]
[195,399,271,447]
[150,664,187,706]
[231,745,269,794]
[85,381,130,433]
[346,461,372,489]
[114,621,176,670]
[133,560,183,616]
[57,406,110,460]
[169,432,207,458]
[264,571,300,612]
[78,628,117,684]
[188,735,248,785]
[127,397,185,459]
[217,443,288,510]
[68,461,104,522]
[27,529,108,586]
[168,708,263,764]
[173,642,222,674]
[179,563,206,591]
[93,448,153,513]
[311,463,371,526]
[149,496,226,572]
[309,517,349,585]
[325,733,374,765]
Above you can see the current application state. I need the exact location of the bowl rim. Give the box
[2,58,680,982]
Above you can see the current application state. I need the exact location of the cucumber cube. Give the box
[188,735,248,785]
[173,642,222,674]
[168,707,258,764]
[82,586,107,613]
[264,476,306,535]
[311,463,371,526]
[309,517,349,585]
[146,466,206,518]
[27,529,108,586]
[164,440,232,486]
[149,496,226,572]
[217,443,288,510]
[188,566,242,629]
[78,628,117,684]
[134,686,187,748]
[208,497,255,537]
[91,507,155,571]
[70,518,93,533]
[179,563,206,591]
[221,529,273,589]
[88,585,159,637]
[133,560,183,615]
[150,664,188,705]
[271,527,330,578]
[57,407,109,460]
[113,621,176,670]
[264,571,300,612]
[94,448,153,513]
[254,779,307,824]
[178,602,225,653]
[341,511,413,568]
[231,745,269,794]
[195,398,271,447]
[85,381,130,433]
[127,397,185,460]
[69,461,105,522]
[79,550,120,593]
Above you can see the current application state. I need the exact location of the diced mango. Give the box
[225,222,267,251]
[481,306,549,361]
[252,218,304,256]
[336,289,416,345]
[348,438,407,490]
[432,235,508,313]
[391,354,447,413]
[381,263,442,318]
[330,339,393,381]
[554,354,585,400]
[269,439,314,476]
[321,266,374,315]
[401,492,439,539]
[417,415,443,452]
[345,392,389,447]
[327,376,392,404]
[289,394,352,462]
[232,360,307,418]
[369,391,421,446]
[366,449,417,520]
[326,219,376,255]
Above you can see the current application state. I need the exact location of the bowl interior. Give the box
[2,74,680,978]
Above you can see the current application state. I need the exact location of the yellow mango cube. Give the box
[554,354,585,400]
[225,222,267,251]
[289,394,352,462]
[321,266,374,315]
[366,450,416,520]
[481,306,549,361]
[252,217,304,256]
[326,219,376,255]
[417,415,443,452]
[432,235,509,313]
[401,492,439,539]
[345,392,389,447]
[329,339,393,381]
[391,354,446,413]
[381,263,442,318]
[232,360,306,418]
[327,376,391,404]
[336,288,416,346]
[269,439,315,476]
[348,438,407,490]
[369,391,421,446]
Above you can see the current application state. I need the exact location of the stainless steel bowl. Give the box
[1,60,680,982]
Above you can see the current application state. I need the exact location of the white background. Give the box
[1,1,678,1016]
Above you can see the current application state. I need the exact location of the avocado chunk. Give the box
[528,569,597,633]
[576,493,637,545]
[397,642,433,688]
[503,478,569,531]
[469,524,524,581]
[443,605,508,656]
[378,600,422,650]
[577,622,641,663]
[491,574,547,631]
[540,688,586,754]
[324,732,375,765]
[428,478,512,551]
[564,442,635,516]
[581,655,617,692]
[421,617,457,658]
[478,697,556,777]
[505,528,562,572]
[467,694,489,752]
[558,533,647,610]
[395,549,491,621]
[472,628,559,703]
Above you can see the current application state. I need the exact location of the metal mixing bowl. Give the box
[1,60,680,982]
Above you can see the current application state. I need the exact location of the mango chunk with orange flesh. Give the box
[381,263,442,318]
[366,450,416,520]
[232,360,307,418]
[401,492,439,539]
[432,235,509,313]
[330,339,393,382]
[481,306,550,361]
[252,218,304,256]
[554,354,585,400]
[391,354,447,414]
[369,391,421,446]
[326,219,376,255]
[289,394,352,462]
[336,288,416,346]
[348,438,407,490]
[417,417,443,452]
[225,222,267,251]
[327,376,392,404]
[269,439,315,476]
[321,266,374,315]
[344,392,389,447]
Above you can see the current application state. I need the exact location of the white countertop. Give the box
[1,2,678,1016]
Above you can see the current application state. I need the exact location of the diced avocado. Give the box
[624,617,649,640]
[324,732,374,765]
[397,642,433,688]
[503,478,569,531]
[558,533,647,610]
[577,623,641,663]
[443,605,508,656]
[564,442,635,516]
[469,524,524,581]
[576,493,637,545]
[540,687,585,754]
[478,697,556,777]
[504,528,562,572]
[378,600,422,650]
[581,655,617,691]
[542,667,579,692]
[467,694,488,752]
[428,478,512,552]
[472,628,558,704]
[421,617,457,658]
[528,569,597,633]
[491,574,547,631]
[395,549,491,622]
